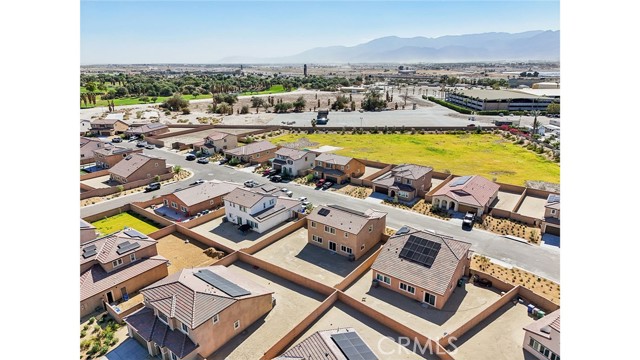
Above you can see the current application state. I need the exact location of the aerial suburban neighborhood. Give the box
[76,2,564,360]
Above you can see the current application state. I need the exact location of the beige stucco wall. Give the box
[306,215,386,260]
[523,328,560,360]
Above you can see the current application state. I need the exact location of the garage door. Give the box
[374,186,388,195]
[458,204,478,214]
[545,224,560,236]
[326,176,338,183]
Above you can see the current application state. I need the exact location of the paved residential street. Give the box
[81,141,560,282]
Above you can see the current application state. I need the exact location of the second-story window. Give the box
[158,311,168,325]
[180,322,189,334]
[130,253,136,262]
[112,258,123,268]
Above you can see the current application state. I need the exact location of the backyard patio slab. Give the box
[516,195,547,219]
[189,216,295,251]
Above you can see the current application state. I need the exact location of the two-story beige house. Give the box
[195,131,238,155]
[523,309,560,360]
[541,194,560,236]
[312,153,365,184]
[80,228,168,317]
[271,147,317,177]
[124,266,274,360]
[305,205,387,260]
[91,114,129,136]
[372,163,433,201]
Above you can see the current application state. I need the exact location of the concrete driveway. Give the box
[100,338,148,360]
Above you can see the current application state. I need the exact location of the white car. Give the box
[285,190,293,197]
[298,196,307,202]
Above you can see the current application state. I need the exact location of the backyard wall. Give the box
[83,204,131,223]
[147,224,177,239]
[242,217,307,255]
[80,172,174,200]
[130,203,174,228]
[260,291,339,360]
[80,169,111,181]
[334,247,382,291]
[179,208,226,229]
[175,225,237,254]
[106,302,144,324]
[425,174,454,201]
[468,268,515,293]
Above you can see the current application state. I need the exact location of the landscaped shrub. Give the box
[80,330,87,338]
[88,317,95,325]
[427,97,473,114]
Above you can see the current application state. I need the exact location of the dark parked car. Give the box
[197,157,210,164]
[190,179,205,186]
[185,154,196,161]
[145,182,161,192]
[145,144,155,150]
[270,175,282,182]
[219,158,229,165]
[111,137,122,143]
[462,212,475,228]
[322,181,334,190]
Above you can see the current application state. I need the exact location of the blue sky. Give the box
[81,1,559,64]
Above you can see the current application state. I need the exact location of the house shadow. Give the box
[295,243,382,278]
[207,220,280,244]
[542,233,560,247]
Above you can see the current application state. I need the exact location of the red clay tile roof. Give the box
[125,307,198,358]
[108,153,165,179]
[80,255,168,301]
[315,153,354,166]
[225,140,276,156]
[80,229,159,266]
[306,205,386,235]
[432,175,499,208]
[372,227,471,296]
[140,266,273,328]
[171,181,239,207]
[276,147,312,160]
[523,309,560,340]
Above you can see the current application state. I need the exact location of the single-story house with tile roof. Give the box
[272,147,317,177]
[80,228,168,317]
[223,187,301,233]
[274,328,377,360]
[372,163,433,201]
[431,175,499,216]
[124,266,274,360]
[160,181,239,217]
[223,140,277,165]
[125,123,170,137]
[523,309,560,360]
[193,131,238,155]
[542,194,560,236]
[81,137,111,163]
[108,153,169,184]
[306,204,386,260]
[312,153,365,184]
[371,226,471,309]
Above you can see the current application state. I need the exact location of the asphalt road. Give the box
[81,141,560,282]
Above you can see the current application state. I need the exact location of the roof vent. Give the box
[541,325,551,334]
[125,155,132,160]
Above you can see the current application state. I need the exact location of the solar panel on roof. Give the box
[123,229,148,239]
[117,241,130,249]
[547,194,560,203]
[317,208,331,216]
[331,332,378,360]
[84,244,97,252]
[116,242,140,255]
[399,235,441,268]
[449,175,472,187]
[194,269,251,297]
[82,249,97,258]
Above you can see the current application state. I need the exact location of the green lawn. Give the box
[273,133,560,185]
[240,84,293,96]
[80,93,213,109]
[91,212,161,236]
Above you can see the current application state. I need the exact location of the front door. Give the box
[424,292,436,307]
[106,291,114,304]
[329,241,337,252]
[237,217,243,225]
[121,287,128,299]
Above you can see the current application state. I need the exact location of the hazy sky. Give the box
[81,0,560,64]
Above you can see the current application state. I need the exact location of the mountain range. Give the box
[218,30,559,64]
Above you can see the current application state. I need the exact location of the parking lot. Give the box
[189,215,296,251]
[493,190,524,211]
[253,227,382,286]
[208,261,326,360]
[288,302,439,360]
[515,195,547,219]
[344,270,501,339]
[448,302,535,360]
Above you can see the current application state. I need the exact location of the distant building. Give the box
[272,147,317,177]
[445,89,553,112]
[532,82,560,89]
[124,123,169,138]
[108,153,169,184]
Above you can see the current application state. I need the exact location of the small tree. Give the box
[173,165,181,174]
[154,175,160,182]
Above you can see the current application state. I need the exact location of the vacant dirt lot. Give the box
[155,233,223,274]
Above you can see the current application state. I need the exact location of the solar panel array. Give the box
[124,229,147,239]
[399,235,441,268]
[116,241,141,255]
[449,175,472,187]
[547,194,560,203]
[194,269,251,297]
[331,332,378,360]
[317,208,331,216]
[82,244,97,258]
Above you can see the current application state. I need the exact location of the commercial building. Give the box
[445,89,553,112]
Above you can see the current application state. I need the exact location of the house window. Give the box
[398,191,410,198]
[396,177,401,182]
[551,209,557,215]
[344,232,348,238]
[180,206,187,213]
[310,221,316,228]
[346,165,349,170]
[169,351,178,360]
[369,225,373,233]
[312,235,323,243]
[164,199,169,206]
[155,162,159,167]
[178,322,189,335]
[528,338,559,360]
[171,202,177,209]
[130,253,136,262]
[234,320,240,330]
[424,292,436,306]
[158,311,169,325]
[399,282,416,294]
[210,200,215,205]
[405,179,411,185]
[212,314,219,324]
[376,273,391,285]
[240,205,247,212]
[360,244,365,251]
[341,166,344,170]
[112,258,123,268]
[270,199,275,205]
[340,245,353,254]
[324,225,336,234]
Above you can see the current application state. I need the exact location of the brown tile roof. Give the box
[306,205,386,235]
[108,153,165,179]
[225,140,276,156]
[205,131,232,141]
[275,328,371,360]
[372,227,471,296]
[140,266,273,328]
[125,307,198,358]
[224,187,275,208]
[523,309,560,340]
[81,137,110,158]
[315,153,354,166]
[80,255,168,301]
[545,194,560,210]
[276,147,311,160]
[391,164,433,180]
[432,175,499,207]
[311,166,345,177]
[172,181,239,207]
[125,123,168,135]
[80,229,159,266]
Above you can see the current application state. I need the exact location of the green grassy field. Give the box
[273,133,560,185]
[91,212,160,236]
[240,84,293,96]
[80,93,212,109]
